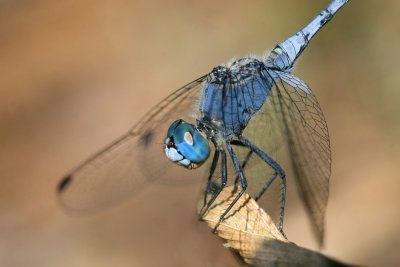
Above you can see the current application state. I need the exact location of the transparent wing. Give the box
[272,70,330,245]
[58,75,208,212]
[240,70,331,245]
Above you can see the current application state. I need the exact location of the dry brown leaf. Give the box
[199,186,356,267]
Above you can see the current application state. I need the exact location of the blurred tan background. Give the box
[1,0,399,266]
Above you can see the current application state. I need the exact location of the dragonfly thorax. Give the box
[199,57,273,135]
[209,57,264,84]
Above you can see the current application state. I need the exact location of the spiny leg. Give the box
[255,171,278,201]
[231,140,282,202]
[231,140,254,191]
[232,140,280,202]
[238,135,287,238]
[212,141,248,232]
[199,147,227,220]
[199,149,219,218]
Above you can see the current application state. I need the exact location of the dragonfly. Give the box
[58,0,349,245]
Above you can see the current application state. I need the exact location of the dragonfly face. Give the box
[164,119,210,169]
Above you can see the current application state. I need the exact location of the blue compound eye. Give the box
[164,120,210,169]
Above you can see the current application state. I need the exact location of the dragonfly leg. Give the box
[199,149,220,218]
[231,140,254,190]
[199,146,227,221]
[255,171,278,201]
[236,150,253,191]
[212,141,248,233]
[238,135,287,238]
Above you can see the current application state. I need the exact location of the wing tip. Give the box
[58,174,72,193]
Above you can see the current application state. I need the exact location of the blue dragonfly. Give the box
[58,0,349,245]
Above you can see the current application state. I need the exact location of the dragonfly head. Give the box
[164,119,210,169]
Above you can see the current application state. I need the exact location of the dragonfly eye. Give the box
[164,119,210,169]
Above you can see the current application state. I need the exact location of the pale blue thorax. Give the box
[198,58,274,135]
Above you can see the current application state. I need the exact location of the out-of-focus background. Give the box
[1,1,399,266]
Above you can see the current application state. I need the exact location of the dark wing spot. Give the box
[141,130,154,148]
[58,175,72,193]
